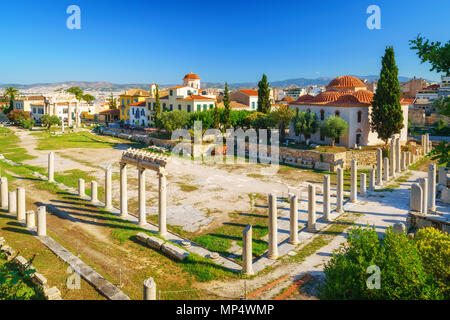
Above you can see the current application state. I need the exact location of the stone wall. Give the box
[407,211,450,234]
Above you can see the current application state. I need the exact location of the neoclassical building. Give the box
[288,75,409,147]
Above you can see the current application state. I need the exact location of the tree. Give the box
[41,114,61,130]
[82,94,95,104]
[429,141,449,166]
[370,46,403,144]
[270,105,294,142]
[153,84,161,125]
[213,102,220,129]
[6,110,34,129]
[223,83,231,129]
[107,93,117,109]
[66,87,84,101]
[320,116,349,147]
[257,74,271,114]
[159,110,190,134]
[409,35,450,75]
[292,110,319,141]
[244,112,275,130]
[2,87,19,113]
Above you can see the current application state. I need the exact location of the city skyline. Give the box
[1,0,449,84]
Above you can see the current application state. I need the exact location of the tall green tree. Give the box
[292,110,319,141]
[2,87,19,113]
[107,93,117,109]
[223,83,231,129]
[409,35,450,75]
[153,84,161,125]
[257,74,271,114]
[320,116,349,147]
[370,46,403,144]
[66,86,84,101]
[213,102,220,129]
[82,94,95,104]
[270,105,294,142]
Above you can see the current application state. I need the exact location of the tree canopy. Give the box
[292,110,319,140]
[409,35,450,75]
[320,116,349,146]
[257,74,271,114]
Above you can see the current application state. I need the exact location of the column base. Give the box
[267,254,278,260]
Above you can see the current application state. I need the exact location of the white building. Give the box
[289,75,409,147]
[229,89,258,111]
[129,101,148,126]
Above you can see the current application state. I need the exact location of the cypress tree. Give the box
[224,82,231,129]
[153,84,161,126]
[257,74,271,114]
[213,102,220,129]
[370,46,403,144]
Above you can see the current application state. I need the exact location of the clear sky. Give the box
[1,0,448,84]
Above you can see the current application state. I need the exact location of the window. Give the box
[170,104,173,111]
[307,108,311,113]
[127,110,130,116]
[187,105,191,112]
[33,108,36,114]
[177,105,181,110]
[209,104,213,109]
[122,109,124,115]
[197,105,201,111]
[141,109,145,116]
[251,101,255,109]
[163,103,166,111]
[320,109,325,120]
[127,99,130,105]
[335,110,340,117]
[170,90,173,96]
[203,104,207,111]
[320,132,325,141]
[357,110,362,123]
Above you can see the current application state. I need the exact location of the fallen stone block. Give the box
[44,286,61,300]
[136,232,150,243]
[146,236,165,250]
[32,272,49,290]
[13,256,28,270]
[161,242,189,261]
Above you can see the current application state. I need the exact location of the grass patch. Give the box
[176,182,198,192]
[31,131,121,150]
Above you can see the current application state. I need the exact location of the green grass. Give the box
[176,182,198,192]
[31,131,122,150]
[0,128,36,163]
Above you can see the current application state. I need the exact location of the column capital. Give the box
[157,167,167,177]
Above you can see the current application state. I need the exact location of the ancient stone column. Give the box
[143,277,156,300]
[37,206,46,236]
[410,184,423,213]
[336,167,344,213]
[105,167,112,210]
[360,173,367,197]
[48,152,55,182]
[425,134,430,153]
[421,135,426,154]
[0,177,8,209]
[138,167,147,226]
[68,103,73,127]
[419,178,428,214]
[439,167,448,187]
[267,193,278,260]
[16,187,25,221]
[323,175,331,222]
[307,184,316,232]
[395,136,401,174]
[400,152,405,171]
[350,159,357,203]
[158,168,167,237]
[78,178,85,197]
[120,163,128,218]
[8,191,16,214]
[390,136,396,177]
[289,194,299,244]
[384,157,389,182]
[75,103,81,128]
[376,148,383,186]
[428,164,436,212]
[242,224,254,275]
[61,120,65,132]
[91,181,98,204]
[26,211,35,229]
[369,167,375,191]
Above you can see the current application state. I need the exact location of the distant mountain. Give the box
[0,75,431,92]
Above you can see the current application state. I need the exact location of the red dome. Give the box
[353,90,374,103]
[183,73,200,80]
[315,91,342,103]
[335,94,361,104]
[326,75,366,90]
[295,94,315,102]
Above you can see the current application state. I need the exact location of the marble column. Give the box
[48,152,54,183]
[289,194,299,244]
[75,103,81,128]
[421,135,426,154]
[428,164,436,212]
[37,206,46,236]
[395,136,400,174]
[350,159,357,203]
[68,103,73,127]
[390,136,396,177]
[158,168,167,237]
[143,277,156,300]
[419,178,428,214]
[26,211,35,229]
[105,167,112,210]
[268,193,278,260]
[91,181,98,204]
[242,224,254,275]
[16,187,25,221]
[400,152,405,171]
[323,175,331,222]
[369,167,375,191]
[360,173,367,197]
[78,178,85,197]
[383,157,389,182]
[8,191,16,214]
[138,167,147,226]
[307,184,316,232]
[0,177,8,209]
[439,167,448,186]
[336,167,344,213]
[376,148,383,186]
[120,163,128,218]
[410,184,423,213]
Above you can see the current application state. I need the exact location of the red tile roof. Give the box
[129,101,146,106]
[183,73,200,80]
[182,95,215,100]
[240,89,258,96]
[326,75,366,90]
[400,98,415,104]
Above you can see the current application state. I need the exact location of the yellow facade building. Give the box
[119,88,150,124]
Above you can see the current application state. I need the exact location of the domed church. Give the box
[289,76,409,147]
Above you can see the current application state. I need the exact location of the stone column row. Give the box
[1,177,8,209]
[48,152,54,183]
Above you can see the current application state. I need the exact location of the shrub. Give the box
[6,110,34,129]
[159,110,190,134]
[414,227,450,298]
[320,115,349,146]
[319,226,444,300]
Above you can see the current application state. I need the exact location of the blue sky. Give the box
[0,0,448,84]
